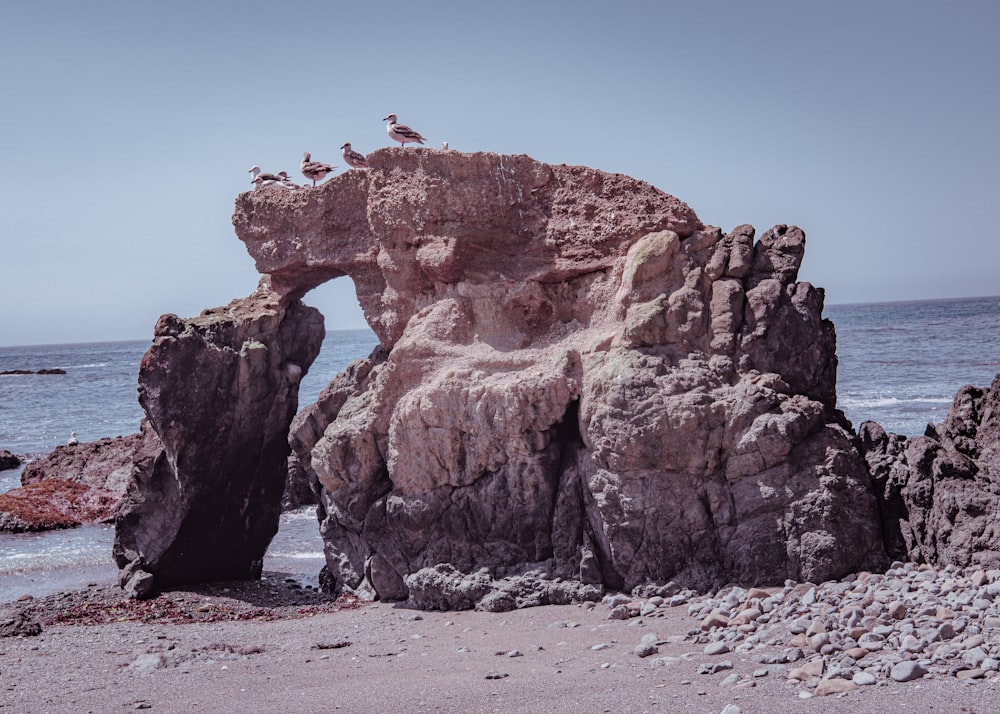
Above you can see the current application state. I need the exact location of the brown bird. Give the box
[341,142,369,169]
[300,152,336,186]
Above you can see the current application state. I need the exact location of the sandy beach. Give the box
[2,575,997,714]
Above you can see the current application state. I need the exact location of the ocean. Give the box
[1,298,998,603]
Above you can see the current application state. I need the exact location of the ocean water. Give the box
[827,295,1000,437]
[1,300,998,602]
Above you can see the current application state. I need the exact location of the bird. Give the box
[67,431,78,446]
[300,152,336,186]
[275,171,300,188]
[340,142,369,169]
[248,165,281,183]
[441,141,449,150]
[383,114,426,147]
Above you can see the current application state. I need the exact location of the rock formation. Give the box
[0,435,137,532]
[21,434,140,493]
[0,479,119,532]
[227,148,887,608]
[860,373,1000,567]
[0,450,20,471]
[112,279,324,595]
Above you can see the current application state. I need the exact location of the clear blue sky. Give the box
[2,1,997,346]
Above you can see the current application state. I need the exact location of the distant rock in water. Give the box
[860,372,1000,567]
[22,434,141,493]
[0,369,66,375]
[0,434,139,532]
[0,479,119,532]
[0,450,20,472]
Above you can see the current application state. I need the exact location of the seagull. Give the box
[67,431,78,446]
[441,141,449,150]
[300,152,336,186]
[383,114,426,147]
[275,171,300,188]
[248,165,281,183]
[341,142,369,169]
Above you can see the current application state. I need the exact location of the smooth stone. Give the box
[853,671,877,686]
[704,641,731,656]
[815,678,858,697]
[890,661,928,682]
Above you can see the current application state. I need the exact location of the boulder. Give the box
[0,450,20,471]
[112,277,324,590]
[231,149,886,605]
[860,373,1000,567]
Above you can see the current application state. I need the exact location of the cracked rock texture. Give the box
[230,148,888,606]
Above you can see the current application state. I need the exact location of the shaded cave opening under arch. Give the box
[262,277,377,589]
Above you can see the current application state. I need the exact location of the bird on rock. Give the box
[248,165,281,182]
[383,114,426,147]
[300,152,336,186]
[341,142,369,169]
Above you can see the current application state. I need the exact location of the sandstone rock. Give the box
[113,278,324,590]
[814,677,857,697]
[227,149,887,607]
[860,373,1000,568]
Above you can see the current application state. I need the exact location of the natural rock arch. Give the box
[115,149,888,605]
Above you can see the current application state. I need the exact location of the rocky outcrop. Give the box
[231,148,887,607]
[0,479,119,532]
[0,435,138,533]
[21,434,140,493]
[0,450,20,471]
[860,373,1000,567]
[113,279,324,593]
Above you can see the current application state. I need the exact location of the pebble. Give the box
[814,678,857,697]
[890,660,928,682]
[853,671,877,685]
[634,642,658,658]
[719,706,742,714]
[704,641,730,656]
[588,562,1000,696]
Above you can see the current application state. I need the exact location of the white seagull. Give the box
[383,114,426,147]
[67,431,79,446]
[300,152,336,186]
[341,142,369,169]
[250,166,298,190]
[248,165,281,182]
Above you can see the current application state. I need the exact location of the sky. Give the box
[2,1,997,347]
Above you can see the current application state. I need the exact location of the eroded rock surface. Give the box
[22,434,140,493]
[232,149,887,607]
[113,278,323,591]
[860,373,1000,567]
